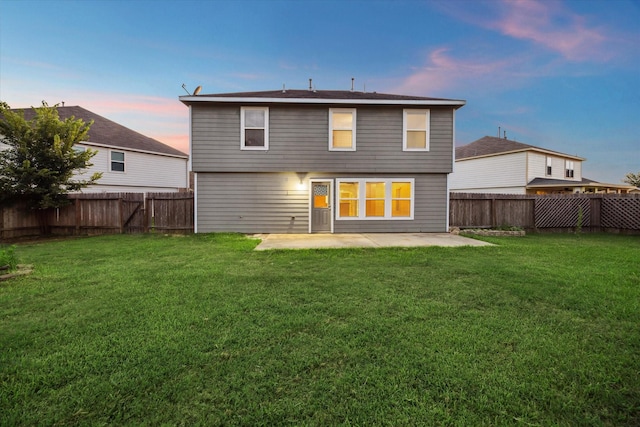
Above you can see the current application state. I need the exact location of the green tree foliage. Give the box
[0,102,102,209]
[623,171,640,187]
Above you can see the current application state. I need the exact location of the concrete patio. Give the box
[253,233,492,250]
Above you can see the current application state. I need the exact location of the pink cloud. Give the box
[490,0,609,62]
[149,133,189,154]
[389,47,530,96]
[434,0,615,62]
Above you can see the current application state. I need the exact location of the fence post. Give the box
[75,198,81,235]
[590,195,602,231]
[119,197,124,234]
[491,196,497,228]
[143,194,149,233]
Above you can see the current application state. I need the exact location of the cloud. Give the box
[83,94,189,152]
[433,0,618,63]
[387,47,534,97]
[489,0,609,62]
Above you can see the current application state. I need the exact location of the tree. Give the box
[0,102,102,210]
[623,172,640,187]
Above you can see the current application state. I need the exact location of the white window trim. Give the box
[329,108,356,151]
[335,178,415,220]
[241,106,269,151]
[110,150,125,173]
[403,109,430,151]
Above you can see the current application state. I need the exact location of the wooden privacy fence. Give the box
[450,193,640,232]
[2,192,638,240]
[0,192,194,240]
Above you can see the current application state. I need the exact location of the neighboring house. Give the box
[450,136,636,194]
[1,106,189,193]
[180,88,465,233]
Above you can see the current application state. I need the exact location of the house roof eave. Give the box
[456,147,585,162]
[179,91,467,109]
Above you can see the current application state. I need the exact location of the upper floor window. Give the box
[565,160,574,178]
[337,178,414,220]
[110,150,125,172]
[403,109,430,151]
[546,157,552,176]
[329,108,356,151]
[241,107,269,150]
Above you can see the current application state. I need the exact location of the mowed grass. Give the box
[1,233,639,426]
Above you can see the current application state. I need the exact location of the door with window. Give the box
[310,181,332,233]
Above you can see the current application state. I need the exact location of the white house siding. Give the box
[75,145,188,192]
[450,152,528,193]
[196,172,448,233]
[527,152,582,182]
[573,161,582,180]
[3,142,188,192]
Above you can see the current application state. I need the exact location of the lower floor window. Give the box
[337,178,414,220]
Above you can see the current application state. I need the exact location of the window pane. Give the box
[392,200,411,217]
[245,129,265,146]
[332,130,352,148]
[111,162,125,172]
[406,112,426,130]
[111,151,124,161]
[340,200,358,217]
[366,182,385,198]
[366,200,385,217]
[339,182,358,217]
[406,131,426,149]
[340,182,358,198]
[332,112,353,129]
[392,182,411,198]
[314,195,328,208]
[244,110,264,127]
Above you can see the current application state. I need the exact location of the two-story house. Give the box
[180,88,465,234]
[450,136,635,194]
[1,106,189,193]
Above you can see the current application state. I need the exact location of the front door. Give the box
[310,181,332,233]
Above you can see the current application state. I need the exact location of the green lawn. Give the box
[1,233,639,426]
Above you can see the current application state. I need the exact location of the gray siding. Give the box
[191,105,454,174]
[196,172,448,233]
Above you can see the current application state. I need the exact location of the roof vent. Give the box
[282,83,286,93]
[351,77,355,92]
[308,78,313,91]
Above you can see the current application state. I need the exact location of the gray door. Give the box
[311,182,331,233]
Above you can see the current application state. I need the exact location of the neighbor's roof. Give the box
[6,106,187,158]
[456,136,585,161]
[528,177,637,190]
[528,177,593,187]
[180,89,466,108]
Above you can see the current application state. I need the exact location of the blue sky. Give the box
[1,0,638,184]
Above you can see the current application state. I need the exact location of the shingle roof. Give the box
[527,177,637,190]
[181,89,465,107]
[200,89,460,101]
[6,106,187,157]
[527,177,593,186]
[456,136,584,161]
